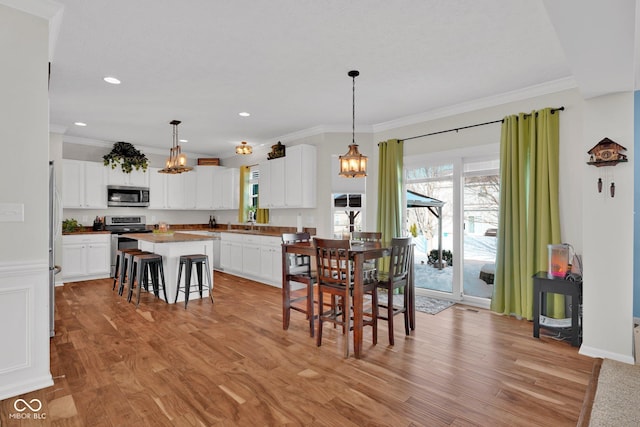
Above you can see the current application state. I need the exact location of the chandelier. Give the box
[339,70,367,178]
[236,141,253,155]
[158,120,193,174]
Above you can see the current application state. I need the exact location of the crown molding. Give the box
[372,77,578,133]
[62,135,211,159]
[274,124,374,144]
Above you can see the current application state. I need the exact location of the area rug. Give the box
[377,292,455,315]
[586,358,640,426]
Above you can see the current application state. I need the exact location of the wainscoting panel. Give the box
[0,261,53,400]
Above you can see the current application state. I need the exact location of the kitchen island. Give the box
[126,232,215,305]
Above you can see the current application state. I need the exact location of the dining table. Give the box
[281,239,415,358]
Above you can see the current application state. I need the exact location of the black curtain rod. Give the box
[401,106,564,143]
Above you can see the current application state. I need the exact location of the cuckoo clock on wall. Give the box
[587,137,628,197]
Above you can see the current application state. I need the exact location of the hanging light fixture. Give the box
[339,70,367,178]
[236,141,253,155]
[158,120,193,174]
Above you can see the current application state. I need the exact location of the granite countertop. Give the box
[62,230,111,235]
[126,232,216,243]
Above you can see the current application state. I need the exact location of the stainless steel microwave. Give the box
[107,186,150,207]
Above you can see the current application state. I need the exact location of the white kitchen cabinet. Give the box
[220,232,282,287]
[183,171,197,209]
[258,157,285,208]
[62,159,107,209]
[260,236,283,286]
[242,234,262,277]
[258,144,316,209]
[285,144,316,208]
[195,166,216,209]
[211,167,240,210]
[220,233,243,272]
[107,167,149,187]
[148,167,195,209]
[62,234,111,282]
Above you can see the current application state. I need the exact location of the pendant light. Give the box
[339,70,367,178]
[158,120,193,174]
[236,141,253,155]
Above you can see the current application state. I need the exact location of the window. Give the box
[250,167,259,209]
[332,193,365,237]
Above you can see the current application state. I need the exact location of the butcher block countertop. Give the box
[126,232,216,243]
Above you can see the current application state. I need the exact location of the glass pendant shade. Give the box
[159,120,193,174]
[339,143,367,178]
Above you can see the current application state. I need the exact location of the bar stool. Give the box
[127,253,167,306]
[175,254,214,309]
[113,248,148,295]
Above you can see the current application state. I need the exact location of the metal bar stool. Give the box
[127,253,167,306]
[113,248,148,295]
[175,254,214,309]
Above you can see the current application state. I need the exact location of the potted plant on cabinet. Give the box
[103,141,148,173]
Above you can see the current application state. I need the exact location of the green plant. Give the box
[62,218,80,233]
[428,249,453,266]
[103,141,149,173]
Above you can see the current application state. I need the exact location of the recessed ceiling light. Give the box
[179,139,188,143]
[103,76,121,85]
[239,112,250,117]
[74,122,87,127]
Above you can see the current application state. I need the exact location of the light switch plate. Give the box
[0,203,24,222]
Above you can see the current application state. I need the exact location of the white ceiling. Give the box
[43,0,638,158]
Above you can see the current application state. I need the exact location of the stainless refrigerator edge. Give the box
[49,161,62,337]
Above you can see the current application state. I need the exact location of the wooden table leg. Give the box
[352,252,364,359]
[282,245,291,330]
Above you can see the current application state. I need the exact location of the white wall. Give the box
[580,92,635,363]
[0,3,54,400]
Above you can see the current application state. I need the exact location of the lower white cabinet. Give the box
[62,234,111,282]
[220,232,282,287]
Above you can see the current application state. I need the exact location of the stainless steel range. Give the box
[105,215,152,277]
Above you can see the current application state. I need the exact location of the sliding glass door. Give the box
[405,147,499,306]
[406,162,457,297]
[462,159,499,302]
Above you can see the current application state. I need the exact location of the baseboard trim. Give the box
[0,374,53,402]
[576,357,603,427]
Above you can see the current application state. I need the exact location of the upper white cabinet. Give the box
[148,167,198,210]
[212,167,240,210]
[107,167,149,187]
[62,160,107,209]
[259,144,316,209]
[195,166,215,209]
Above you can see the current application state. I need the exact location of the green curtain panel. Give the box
[238,166,250,223]
[491,108,562,320]
[376,139,403,241]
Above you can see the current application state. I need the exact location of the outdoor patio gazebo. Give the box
[406,190,446,269]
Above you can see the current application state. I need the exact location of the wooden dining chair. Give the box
[314,237,378,357]
[282,232,316,337]
[376,237,412,345]
[351,231,382,282]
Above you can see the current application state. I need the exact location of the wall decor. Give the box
[267,141,286,160]
[587,137,628,198]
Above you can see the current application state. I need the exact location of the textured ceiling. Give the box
[45,0,635,158]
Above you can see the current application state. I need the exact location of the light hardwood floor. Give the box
[1,272,594,426]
